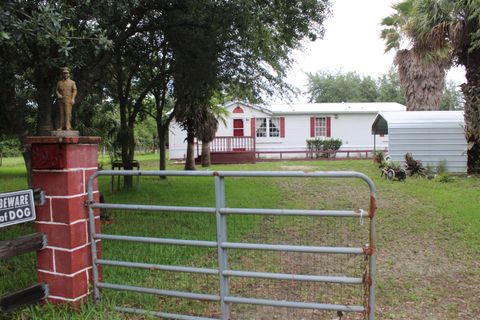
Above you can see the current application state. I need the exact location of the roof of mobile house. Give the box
[267,102,406,114]
[371,111,467,172]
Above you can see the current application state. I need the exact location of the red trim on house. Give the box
[233,106,244,113]
[250,118,256,136]
[326,117,331,137]
[310,117,315,137]
[280,117,285,138]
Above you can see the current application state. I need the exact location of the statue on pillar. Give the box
[55,67,77,131]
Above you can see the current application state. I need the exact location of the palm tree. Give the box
[196,110,218,168]
[381,0,450,111]
[196,103,228,167]
[384,0,480,172]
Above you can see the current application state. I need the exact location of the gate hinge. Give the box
[364,276,373,287]
[33,188,46,206]
[363,246,375,256]
[84,199,95,207]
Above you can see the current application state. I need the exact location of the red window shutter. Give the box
[310,117,315,137]
[280,117,285,138]
[250,118,256,137]
[326,117,331,137]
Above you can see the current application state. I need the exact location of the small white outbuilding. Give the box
[371,111,467,173]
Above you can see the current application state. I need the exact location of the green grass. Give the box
[1,154,479,319]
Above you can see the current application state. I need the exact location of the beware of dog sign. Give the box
[0,190,36,228]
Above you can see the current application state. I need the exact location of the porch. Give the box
[196,136,256,164]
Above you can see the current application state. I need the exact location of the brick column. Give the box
[25,136,101,304]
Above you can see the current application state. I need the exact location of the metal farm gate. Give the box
[87,170,377,320]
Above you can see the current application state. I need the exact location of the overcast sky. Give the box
[277,0,466,103]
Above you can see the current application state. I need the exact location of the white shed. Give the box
[371,111,467,172]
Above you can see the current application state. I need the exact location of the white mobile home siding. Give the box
[169,101,406,160]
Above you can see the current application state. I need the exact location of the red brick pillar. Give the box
[25,136,101,304]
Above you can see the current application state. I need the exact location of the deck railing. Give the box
[210,136,256,152]
[256,149,385,160]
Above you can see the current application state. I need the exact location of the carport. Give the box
[372,111,467,173]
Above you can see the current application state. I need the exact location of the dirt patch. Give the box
[231,178,480,319]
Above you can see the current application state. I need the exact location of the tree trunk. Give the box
[395,50,446,111]
[22,147,32,188]
[462,51,480,173]
[119,122,135,188]
[201,140,211,167]
[34,68,54,135]
[158,127,167,180]
[184,127,196,170]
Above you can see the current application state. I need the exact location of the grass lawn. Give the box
[1,154,479,319]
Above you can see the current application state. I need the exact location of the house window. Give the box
[233,106,244,113]
[314,117,327,137]
[269,118,280,137]
[256,118,267,137]
[256,117,280,138]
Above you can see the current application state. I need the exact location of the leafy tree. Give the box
[143,73,175,175]
[307,68,463,111]
[377,67,406,104]
[0,1,156,182]
[440,81,464,111]
[165,0,331,170]
[307,70,405,103]
[307,71,379,103]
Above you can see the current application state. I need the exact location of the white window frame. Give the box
[256,117,280,138]
[314,117,327,137]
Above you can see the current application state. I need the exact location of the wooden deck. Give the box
[197,136,256,164]
[193,137,383,164]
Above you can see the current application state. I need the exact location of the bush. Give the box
[0,136,22,157]
[306,138,342,158]
[322,138,342,151]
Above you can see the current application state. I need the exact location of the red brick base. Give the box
[26,136,101,304]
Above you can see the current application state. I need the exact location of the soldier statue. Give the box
[55,67,77,131]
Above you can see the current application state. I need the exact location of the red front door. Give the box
[233,119,244,137]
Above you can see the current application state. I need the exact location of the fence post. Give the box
[25,136,101,305]
[214,174,230,319]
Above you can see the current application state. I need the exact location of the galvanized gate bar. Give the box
[97,259,219,275]
[222,270,363,284]
[214,175,230,317]
[97,282,220,301]
[87,170,377,319]
[223,296,365,313]
[92,203,216,213]
[220,207,365,217]
[94,234,217,247]
[115,306,220,320]
[220,242,365,254]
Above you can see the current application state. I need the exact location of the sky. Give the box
[278,0,466,103]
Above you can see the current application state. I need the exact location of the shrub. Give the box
[306,138,342,158]
[323,138,342,151]
[0,136,22,157]
[436,160,447,175]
